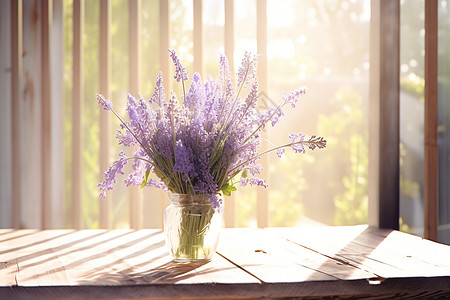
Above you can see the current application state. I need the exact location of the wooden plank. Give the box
[368,0,400,230]
[223,0,236,228]
[99,0,112,229]
[0,230,72,287]
[41,0,53,229]
[193,0,204,77]
[0,230,36,287]
[270,226,450,279]
[72,0,85,229]
[0,230,257,288]
[1,0,13,228]
[256,0,269,228]
[50,0,65,228]
[218,228,374,283]
[75,231,257,286]
[424,0,438,241]
[128,0,143,230]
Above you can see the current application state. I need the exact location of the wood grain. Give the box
[50,0,65,229]
[10,0,22,228]
[0,0,12,228]
[424,0,438,241]
[217,228,374,282]
[368,0,400,230]
[1,227,449,299]
[41,0,52,229]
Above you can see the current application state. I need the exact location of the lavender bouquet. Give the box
[97,50,325,260]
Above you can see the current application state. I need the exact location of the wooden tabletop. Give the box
[1,225,450,299]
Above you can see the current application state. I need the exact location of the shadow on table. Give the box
[139,261,210,283]
[14,231,165,284]
[297,225,393,281]
[79,259,233,285]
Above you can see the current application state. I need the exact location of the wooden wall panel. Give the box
[10,0,23,229]
[1,0,13,228]
[50,0,65,228]
[158,0,172,226]
[99,0,112,229]
[224,0,234,75]
[22,0,43,228]
[72,0,84,229]
[256,0,269,228]
[424,0,438,241]
[224,0,236,228]
[159,0,171,97]
[193,0,204,78]
[41,0,53,229]
[368,0,400,230]
[129,0,143,229]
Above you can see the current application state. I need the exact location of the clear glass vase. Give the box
[163,193,222,262]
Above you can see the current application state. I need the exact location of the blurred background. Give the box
[1,0,449,243]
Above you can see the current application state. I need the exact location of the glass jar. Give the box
[163,193,222,262]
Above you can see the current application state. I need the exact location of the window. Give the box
[1,0,447,245]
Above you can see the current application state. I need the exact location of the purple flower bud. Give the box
[98,151,128,198]
[97,94,113,110]
[282,88,307,108]
[236,51,257,88]
[173,140,196,177]
[169,49,188,82]
[276,148,285,157]
[150,73,166,107]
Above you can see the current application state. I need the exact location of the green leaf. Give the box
[141,168,151,189]
[221,181,237,196]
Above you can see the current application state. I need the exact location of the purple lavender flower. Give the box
[249,177,268,188]
[185,72,205,110]
[276,148,285,157]
[150,73,166,108]
[282,88,307,108]
[97,51,326,212]
[147,178,168,190]
[219,54,234,96]
[98,151,128,198]
[289,133,306,153]
[124,148,151,186]
[236,51,257,88]
[154,118,174,159]
[116,127,138,147]
[209,194,223,212]
[97,94,112,110]
[174,140,196,178]
[169,49,188,82]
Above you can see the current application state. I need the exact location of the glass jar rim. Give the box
[169,193,212,205]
